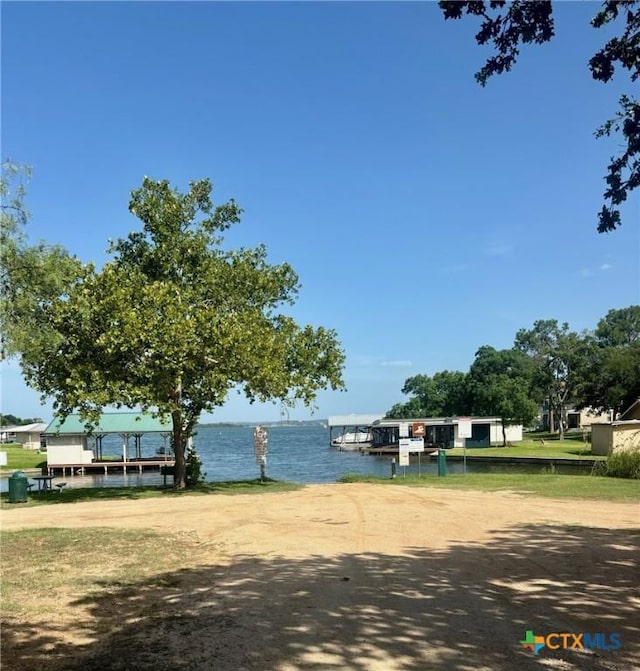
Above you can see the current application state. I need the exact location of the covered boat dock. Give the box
[43,412,175,476]
[327,414,384,449]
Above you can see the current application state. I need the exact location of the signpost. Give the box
[457,417,472,474]
[253,425,268,481]
[399,437,425,476]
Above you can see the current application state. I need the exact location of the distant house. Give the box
[539,406,612,431]
[566,408,613,429]
[0,422,48,450]
[591,399,640,455]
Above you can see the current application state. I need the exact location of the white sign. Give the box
[409,437,424,452]
[399,422,409,438]
[253,425,268,465]
[400,437,424,453]
[457,418,472,439]
[398,451,410,466]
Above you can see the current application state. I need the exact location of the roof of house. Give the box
[44,412,172,435]
[372,416,503,427]
[2,422,49,434]
[619,398,640,421]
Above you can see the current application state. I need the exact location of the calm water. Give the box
[2,424,594,491]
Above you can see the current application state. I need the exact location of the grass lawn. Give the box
[0,444,46,471]
[446,443,598,460]
[0,478,302,508]
[444,431,599,460]
[1,526,200,617]
[338,473,640,501]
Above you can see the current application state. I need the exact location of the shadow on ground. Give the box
[2,524,638,670]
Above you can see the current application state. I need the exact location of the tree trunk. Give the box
[172,410,187,489]
[501,420,507,447]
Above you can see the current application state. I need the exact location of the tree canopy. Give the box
[1,160,86,361]
[385,370,469,419]
[439,0,640,232]
[9,176,346,488]
[467,346,539,444]
[577,306,640,416]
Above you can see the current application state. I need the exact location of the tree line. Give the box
[386,306,640,442]
[0,414,44,427]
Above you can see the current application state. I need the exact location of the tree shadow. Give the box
[2,524,638,670]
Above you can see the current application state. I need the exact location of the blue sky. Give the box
[2,1,638,424]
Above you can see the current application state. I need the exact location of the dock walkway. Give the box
[47,459,175,477]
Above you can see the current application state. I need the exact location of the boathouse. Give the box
[43,412,174,475]
[327,414,384,448]
[368,416,523,451]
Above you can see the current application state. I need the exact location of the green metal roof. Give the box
[44,412,172,435]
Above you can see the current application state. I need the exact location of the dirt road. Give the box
[2,484,639,670]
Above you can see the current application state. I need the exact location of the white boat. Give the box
[331,430,373,450]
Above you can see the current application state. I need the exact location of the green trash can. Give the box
[8,471,29,503]
[437,449,447,477]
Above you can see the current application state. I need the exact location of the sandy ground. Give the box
[1,484,639,670]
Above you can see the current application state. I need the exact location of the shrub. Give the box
[594,448,640,479]
[185,443,206,486]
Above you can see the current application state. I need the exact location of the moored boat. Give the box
[330,430,373,450]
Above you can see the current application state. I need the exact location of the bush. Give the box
[185,443,206,486]
[594,448,640,479]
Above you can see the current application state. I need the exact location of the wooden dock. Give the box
[47,459,175,477]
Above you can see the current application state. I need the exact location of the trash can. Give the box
[437,449,447,477]
[8,471,29,503]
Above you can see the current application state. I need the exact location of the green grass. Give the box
[447,443,598,460]
[338,472,640,501]
[1,527,203,616]
[0,478,302,508]
[444,431,599,460]
[0,443,47,471]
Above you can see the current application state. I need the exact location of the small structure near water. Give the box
[43,412,174,475]
[366,416,523,453]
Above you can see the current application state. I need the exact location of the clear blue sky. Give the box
[2,1,638,424]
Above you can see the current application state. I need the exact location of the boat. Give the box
[331,429,373,450]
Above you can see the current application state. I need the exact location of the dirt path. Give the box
[2,484,639,670]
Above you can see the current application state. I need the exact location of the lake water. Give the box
[2,424,594,491]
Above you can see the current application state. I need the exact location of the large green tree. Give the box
[577,305,640,416]
[467,346,539,445]
[386,370,469,418]
[1,160,85,361]
[514,319,588,438]
[439,0,639,232]
[20,177,346,488]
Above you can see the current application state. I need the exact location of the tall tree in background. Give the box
[514,319,587,438]
[386,370,469,418]
[577,305,640,416]
[467,346,539,445]
[21,177,346,488]
[0,160,85,361]
[439,0,639,232]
